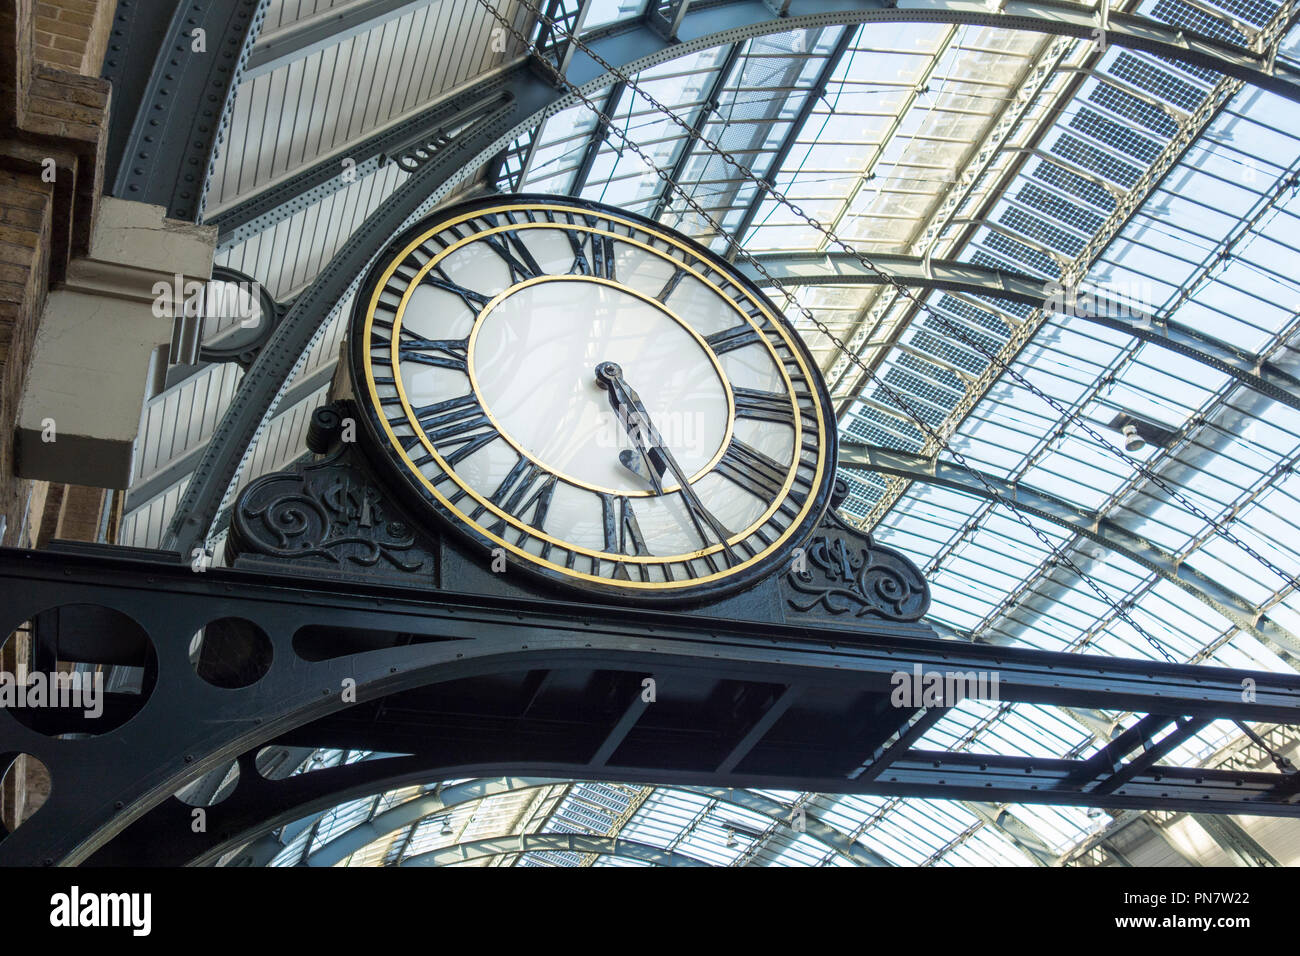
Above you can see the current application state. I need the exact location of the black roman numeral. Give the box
[423,269,490,312]
[566,229,617,280]
[715,438,788,502]
[398,335,469,372]
[601,493,652,581]
[600,494,650,557]
[481,457,558,549]
[410,393,498,466]
[483,231,542,283]
[733,386,795,426]
[706,324,762,354]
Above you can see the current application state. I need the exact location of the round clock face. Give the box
[349,195,836,603]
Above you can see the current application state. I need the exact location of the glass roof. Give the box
[121,0,1300,865]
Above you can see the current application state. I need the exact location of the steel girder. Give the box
[1191,813,1280,865]
[242,0,437,80]
[3,545,1299,866]
[740,252,1300,412]
[102,0,269,222]
[252,778,892,867]
[209,1,1300,245]
[167,0,1300,559]
[399,833,709,867]
[839,441,1300,661]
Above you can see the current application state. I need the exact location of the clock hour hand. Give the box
[595,361,669,493]
[595,362,735,559]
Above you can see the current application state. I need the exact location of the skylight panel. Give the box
[1089,81,1180,138]
[1069,108,1166,165]
[1149,0,1250,45]
[573,0,649,31]
[1109,51,1208,111]
[1051,132,1142,188]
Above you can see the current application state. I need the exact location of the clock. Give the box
[347,195,837,603]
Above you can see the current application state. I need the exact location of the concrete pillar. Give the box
[14,196,216,488]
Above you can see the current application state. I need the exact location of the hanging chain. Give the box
[502,0,1300,598]
[472,0,1181,662]
[1234,721,1298,773]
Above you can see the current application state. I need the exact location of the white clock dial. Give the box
[350,197,835,602]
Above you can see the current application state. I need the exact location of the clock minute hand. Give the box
[594,362,735,559]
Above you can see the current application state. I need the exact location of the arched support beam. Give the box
[840,441,1300,661]
[212,1,1300,243]
[296,779,562,868]
[741,252,1300,413]
[285,779,892,868]
[399,833,709,867]
[963,802,1058,866]
[169,0,1300,556]
[9,546,1298,866]
[103,0,269,222]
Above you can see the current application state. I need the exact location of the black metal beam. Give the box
[1091,717,1208,795]
[839,441,1300,661]
[852,707,946,783]
[3,545,1298,866]
[740,252,1300,412]
[87,742,1300,866]
[103,0,268,222]
[1066,712,1174,787]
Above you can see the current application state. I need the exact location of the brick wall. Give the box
[0,169,54,544]
[34,0,115,77]
[0,0,109,546]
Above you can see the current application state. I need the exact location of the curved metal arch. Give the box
[282,780,892,868]
[296,779,562,868]
[103,0,270,222]
[196,265,286,368]
[840,441,1300,660]
[167,1,1300,556]
[739,252,1300,412]
[399,833,710,867]
[213,2,1300,243]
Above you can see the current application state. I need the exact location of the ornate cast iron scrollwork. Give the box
[228,419,436,582]
[783,480,930,622]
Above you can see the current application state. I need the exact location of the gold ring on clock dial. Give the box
[348,194,837,603]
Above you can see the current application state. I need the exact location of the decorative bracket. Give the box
[227,407,438,586]
[782,480,931,622]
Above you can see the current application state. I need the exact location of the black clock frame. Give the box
[346,193,840,607]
